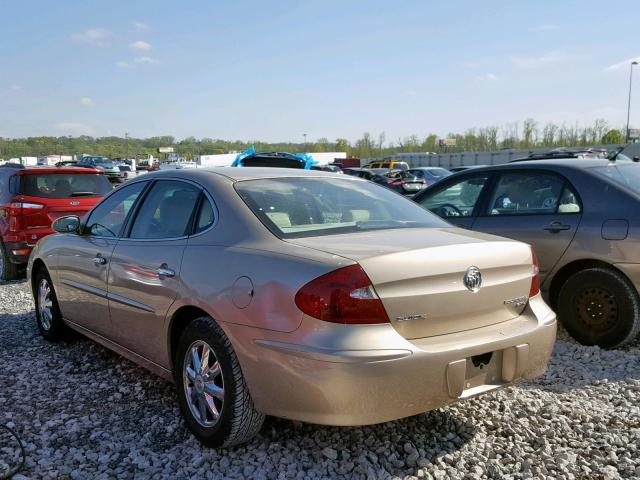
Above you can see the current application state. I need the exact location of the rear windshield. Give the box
[425,168,451,178]
[591,164,640,196]
[19,173,113,198]
[242,156,304,168]
[235,177,447,238]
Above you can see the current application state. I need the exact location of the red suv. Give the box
[0,164,112,280]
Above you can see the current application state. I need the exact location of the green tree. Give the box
[601,129,624,145]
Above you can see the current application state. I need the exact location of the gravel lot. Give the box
[1,279,639,480]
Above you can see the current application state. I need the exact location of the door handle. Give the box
[543,222,571,233]
[93,255,107,265]
[156,266,175,278]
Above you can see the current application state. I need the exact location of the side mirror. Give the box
[52,215,81,234]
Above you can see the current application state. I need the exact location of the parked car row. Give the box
[4,149,638,449]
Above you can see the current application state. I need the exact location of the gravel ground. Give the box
[1,279,639,480]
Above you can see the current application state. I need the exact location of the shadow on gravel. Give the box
[254,412,477,477]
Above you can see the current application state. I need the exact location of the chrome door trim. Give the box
[107,291,155,313]
[61,279,108,299]
[61,279,154,313]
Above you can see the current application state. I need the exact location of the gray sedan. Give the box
[413,158,640,348]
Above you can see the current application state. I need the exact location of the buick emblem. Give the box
[70,200,80,206]
[463,266,482,293]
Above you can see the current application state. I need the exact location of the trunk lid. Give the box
[288,228,535,339]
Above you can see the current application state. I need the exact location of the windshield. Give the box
[235,177,447,238]
[20,173,113,198]
[591,164,640,196]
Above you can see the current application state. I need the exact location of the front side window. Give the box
[487,172,569,215]
[235,177,447,238]
[417,175,489,218]
[84,181,147,237]
[129,180,201,239]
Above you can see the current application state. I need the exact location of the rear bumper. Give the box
[3,241,32,265]
[224,294,557,426]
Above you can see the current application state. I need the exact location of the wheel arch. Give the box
[30,258,48,293]
[548,258,630,308]
[167,305,212,372]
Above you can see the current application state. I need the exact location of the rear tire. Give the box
[34,268,71,341]
[0,241,20,281]
[174,316,264,447]
[558,267,640,348]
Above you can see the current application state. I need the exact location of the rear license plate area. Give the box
[445,344,529,399]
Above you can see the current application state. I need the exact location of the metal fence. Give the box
[379,143,640,169]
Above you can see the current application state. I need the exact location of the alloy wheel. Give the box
[183,340,225,428]
[37,278,54,331]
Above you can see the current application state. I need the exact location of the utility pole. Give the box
[303,133,308,153]
[626,61,638,143]
[125,132,129,160]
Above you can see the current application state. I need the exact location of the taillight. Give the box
[388,180,405,187]
[8,200,44,232]
[295,264,390,324]
[10,202,44,211]
[529,247,540,297]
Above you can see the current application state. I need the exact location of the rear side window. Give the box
[487,172,579,215]
[129,180,201,239]
[19,173,112,198]
[195,197,215,233]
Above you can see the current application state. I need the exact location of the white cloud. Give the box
[134,21,149,31]
[80,97,94,107]
[510,52,564,69]
[9,84,22,92]
[116,61,131,69]
[476,73,498,82]
[530,24,561,32]
[129,40,151,50]
[134,56,159,65]
[71,28,112,47]
[55,122,95,136]
[604,56,640,72]
[404,89,417,96]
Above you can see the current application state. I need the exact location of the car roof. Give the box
[1,165,101,175]
[137,167,348,182]
[409,166,448,170]
[448,158,632,174]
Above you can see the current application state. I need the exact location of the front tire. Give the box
[34,268,71,341]
[174,316,264,447]
[558,267,640,348]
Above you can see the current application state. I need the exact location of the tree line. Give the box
[0,119,626,160]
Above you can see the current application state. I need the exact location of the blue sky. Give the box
[1,0,639,142]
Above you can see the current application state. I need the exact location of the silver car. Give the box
[28,168,555,447]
